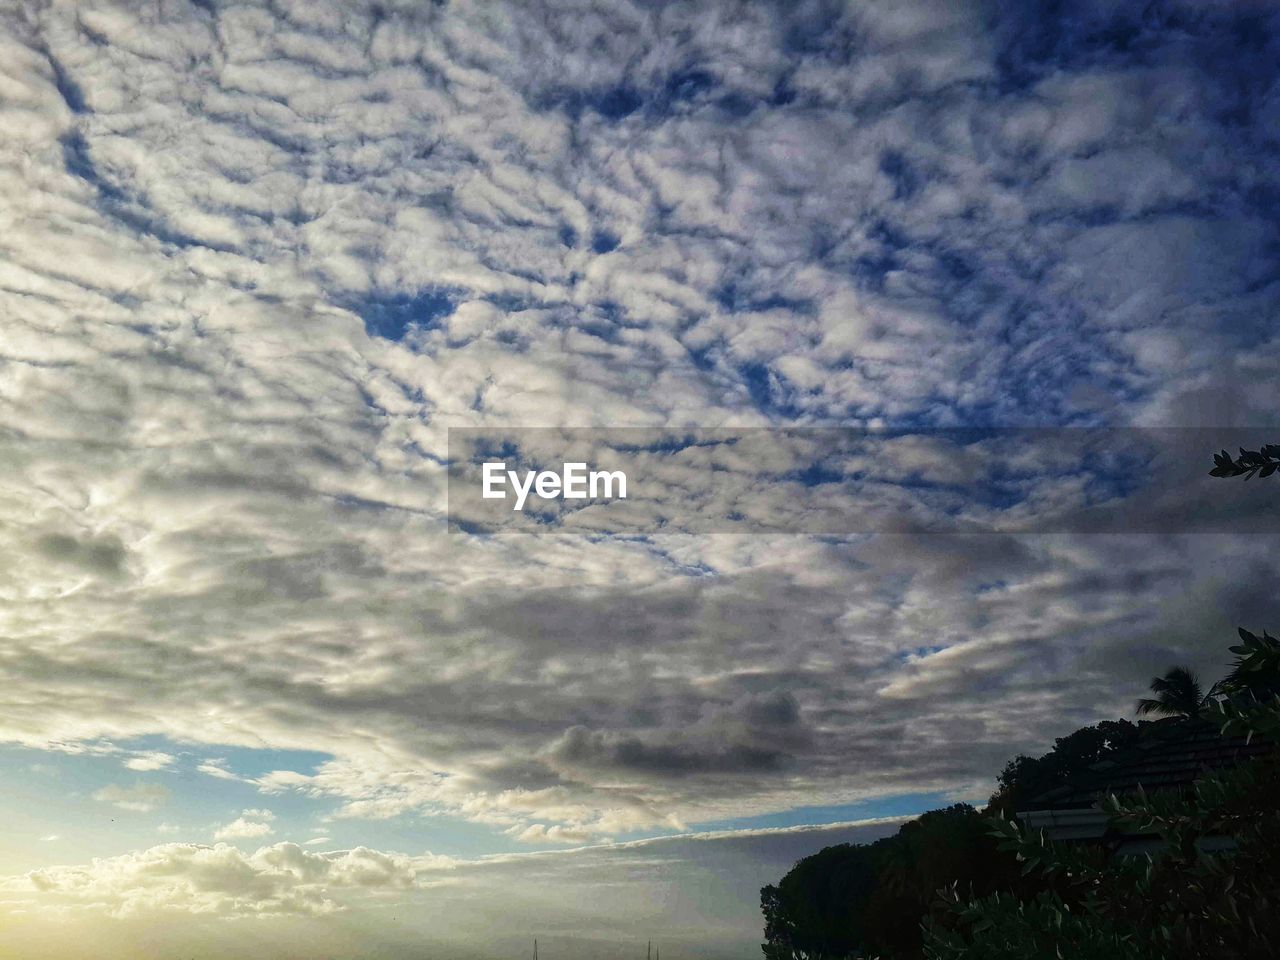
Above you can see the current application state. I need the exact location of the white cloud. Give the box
[0,0,1275,855]
[214,810,277,840]
[91,784,170,813]
[195,760,242,782]
[3,820,894,926]
[122,751,175,772]
[13,842,423,918]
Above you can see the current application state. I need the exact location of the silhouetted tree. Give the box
[761,628,1280,959]
[761,806,1020,960]
[924,696,1280,960]
[1135,666,1218,718]
[1221,627,1280,701]
[1209,445,1280,480]
[986,720,1141,815]
[761,840,885,959]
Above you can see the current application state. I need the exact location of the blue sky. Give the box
[0,0,1278,956]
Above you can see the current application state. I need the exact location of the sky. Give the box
[1,0,1279,956]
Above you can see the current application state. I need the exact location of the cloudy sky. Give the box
[1,0,1278,956]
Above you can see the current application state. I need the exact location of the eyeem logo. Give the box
[482,462,627,511]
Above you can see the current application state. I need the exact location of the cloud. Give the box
[214,811,277,841]
[121,751,175,772]
[3,819,895,927]
[0,0,1277,856]
[511,823,600,845]
[195,760,242,782]
[14,842,423,919]
[91,784,170,814]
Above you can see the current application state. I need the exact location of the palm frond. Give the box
[1136,697,1171,717]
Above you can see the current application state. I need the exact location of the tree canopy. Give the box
[761,628,1280,960]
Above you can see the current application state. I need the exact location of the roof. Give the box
[1018,715,1274,813]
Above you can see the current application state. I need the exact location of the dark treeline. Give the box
[760,629,1280,960]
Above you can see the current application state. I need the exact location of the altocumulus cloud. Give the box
[0,0,1277,856]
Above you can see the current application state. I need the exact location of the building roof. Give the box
[1019,714,1274,813]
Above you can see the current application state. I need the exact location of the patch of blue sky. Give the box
[993,3,1170,91]
[685,343,719,371]
[340,288,458,342]
[190,742,333,780]
[607,433,736,456]
[878,150,920,202]
[738,362,807,419]
[511,793,958,849]
[894,645,948,664]
[0,741,547,864]
[543,63,770,125]
[713,280,816,315]
[60,131,126,202]
[0,742,323,869]
[590,229,620,254]
[48,56,87,113]
[594,85,643,120]
[689,791,959,835]
[782,457,848,488]
[780,2,856,58]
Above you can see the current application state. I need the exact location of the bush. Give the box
[922,697,1280,960]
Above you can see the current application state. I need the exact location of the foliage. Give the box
[922,698,1280,960]
[1223,627,1280,700]
[760,627,1280,959]
[1209,445,1280,480]
[761,840,886,960]
[760,806,1021,960]
[1135,665,1218,718]
[985,719,1141,816]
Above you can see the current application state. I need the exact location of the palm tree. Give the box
[1136,666,1219,718]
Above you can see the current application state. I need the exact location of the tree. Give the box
[1209,445,1280,480]
[923,695,1280,960]
[986,720,1141,816]
[761,628,1280,959]
[1135,666,1219,718]
[1221,627,1280,701]
[761,841,886,960]
[760,806,1021,960]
